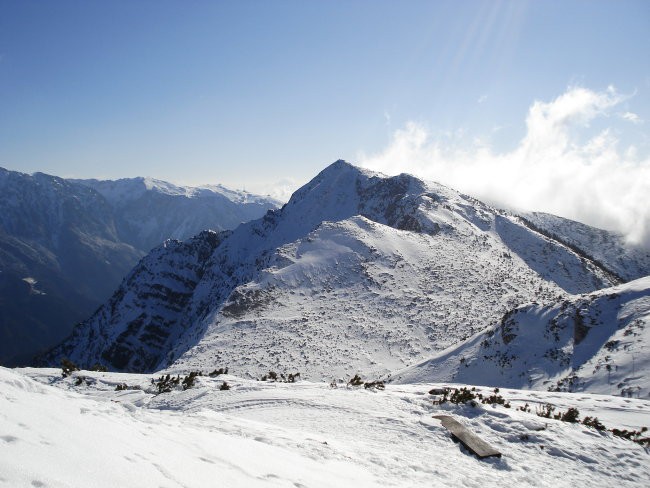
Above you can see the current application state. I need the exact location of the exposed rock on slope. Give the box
[46,161,625,379]
[518,212,650,282]
[394,276,650,397]
[47,231,226,371]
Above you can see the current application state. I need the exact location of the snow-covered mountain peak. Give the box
[75,175,282,208]
[45,160,642,377]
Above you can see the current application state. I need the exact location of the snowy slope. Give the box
[74,176,281,251]
[2,366,649,488]
[47,161,624,379]
[394,276,650,397]
[519,212,650,282]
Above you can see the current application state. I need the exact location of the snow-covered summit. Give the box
[75,176,280,207]
[72,175,280,252]
[44,160,640,381]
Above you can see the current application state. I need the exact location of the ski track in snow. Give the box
[2,367,648,488]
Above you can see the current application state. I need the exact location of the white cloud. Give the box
[359,86,650,248]
[246,177,298,202]
[621,111,643,124]
[478,94,488,104]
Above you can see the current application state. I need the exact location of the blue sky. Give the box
[1,1,649,243]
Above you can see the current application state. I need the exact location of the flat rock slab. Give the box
[432,415,502,459]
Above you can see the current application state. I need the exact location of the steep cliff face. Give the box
[43,230,226,371]
[46,161,635,380]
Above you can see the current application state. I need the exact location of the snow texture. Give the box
[1,367,648,488]
[395,277,650,397]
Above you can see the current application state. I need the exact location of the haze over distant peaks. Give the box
[0,166,279,366]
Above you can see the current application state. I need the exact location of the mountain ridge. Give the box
[0,166,279,366]
[42,160,648,386]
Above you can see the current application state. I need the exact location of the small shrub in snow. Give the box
[348,374,364,387]
[153,374,181,393]
[219,381,230,391]
[90,363,108,372]
[115,383,128,391]
[582,416,606,431]
[611,427,649,446]
[152,371,204,393]
[261,371,278,382]
[260,371,299,383]
[559,407,580,423]
[536,404,556,418]
[61,358,79,378]
[181,371,202,390]
[451,387,478,406]
[482,388,511,408]
[285,372,300,383]
[363,381,385,390]
[535,404,580,422]
[209,368,228,377]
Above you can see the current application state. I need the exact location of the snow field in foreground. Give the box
[2,367,649,488]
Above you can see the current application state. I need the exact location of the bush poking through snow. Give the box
[364,381,386,390]
[432,387,510,407]
[115,383,128,391]
[430,386,647,446]
[582,416,606,431]
[61,358,79,378]
[181,371,201,390]
[154,374,179,393]
[260,371,300,383]
[536,403,556,418]
[209,368,228,377]
[559,407,580,423]
[346,375,385,390]
[285,373,301,383]
[611,427,650,446]
[536,404,580,422]
[90,364,108,372]
[153,372,204,393]
[481,388,511,408]
[219,381,230,391]
[73,376,89,387]
[348,374,364,387]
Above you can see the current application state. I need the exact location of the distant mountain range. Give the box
[0,167,280,366]
[42,161,650,396]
